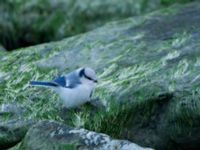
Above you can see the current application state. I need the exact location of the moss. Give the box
[0,44,63,122]
[1,2,200,149]
[161,0,195,6]
[0,0,159,50]
[61,144,76,150]
[1,0,197,50]
[167,90,200,136]
[83,93,172,140]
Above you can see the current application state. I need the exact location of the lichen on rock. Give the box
[20,120,153,150]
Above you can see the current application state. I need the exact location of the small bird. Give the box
[30,67,98,108]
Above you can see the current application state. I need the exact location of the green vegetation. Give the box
[1,1,200,149]
[0,0,197,50]
[161,0,195,6]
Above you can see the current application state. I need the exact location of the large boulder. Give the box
[1,0,196,51]
[0,119,35,149]
[0,0,161,50]
[0,2,200,150]
[0,45,5,51]
[20,120,153,150]
[0,103,35,149]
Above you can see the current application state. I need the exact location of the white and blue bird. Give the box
[30,67,98,108]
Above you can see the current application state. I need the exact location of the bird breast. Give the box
[56,84,93,108]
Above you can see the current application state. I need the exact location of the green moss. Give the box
[1,0,197,50]
[1,2,200,149]
[83,93,172,139]
[0,45,63,121]
[161,0,195,6]
[61,144,76,150]
[167,89,200,137]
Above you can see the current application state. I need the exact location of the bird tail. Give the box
[30,81,58,87]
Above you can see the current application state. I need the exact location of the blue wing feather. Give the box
[53,76,66,87]
[53,71,81,88]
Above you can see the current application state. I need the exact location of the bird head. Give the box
[78,67,98,86]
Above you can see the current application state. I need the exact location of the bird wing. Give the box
[53,76,66,87]
[53,72,81,88]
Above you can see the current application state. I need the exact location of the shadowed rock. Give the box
[0,119,35,149]
[0,104,35,149]
[0,45,5,51]
[0,0,161,51]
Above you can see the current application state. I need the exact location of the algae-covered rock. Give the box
[20,120,153,150]
[0,2,200,150]
[0,103,26,118]
[0,119,35,149]
[0,0,195,51]
[0,45,5,51]
[0,103,35,149]
[0,0,162,50]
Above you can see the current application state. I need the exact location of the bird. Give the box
[30,67,98,108]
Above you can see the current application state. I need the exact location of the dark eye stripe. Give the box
[84,74,93,81]
[85,75,97,83]
[79,68,97,82]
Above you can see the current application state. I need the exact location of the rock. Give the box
[87,98,107,111]
[1,0,195,51]
[0,103,25,119]
[20,120,154,150]
[0,45,5,51]
[0,103,35,149]
[0,0,162,50]
[0,119,35,149]
[0,2,200,150]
